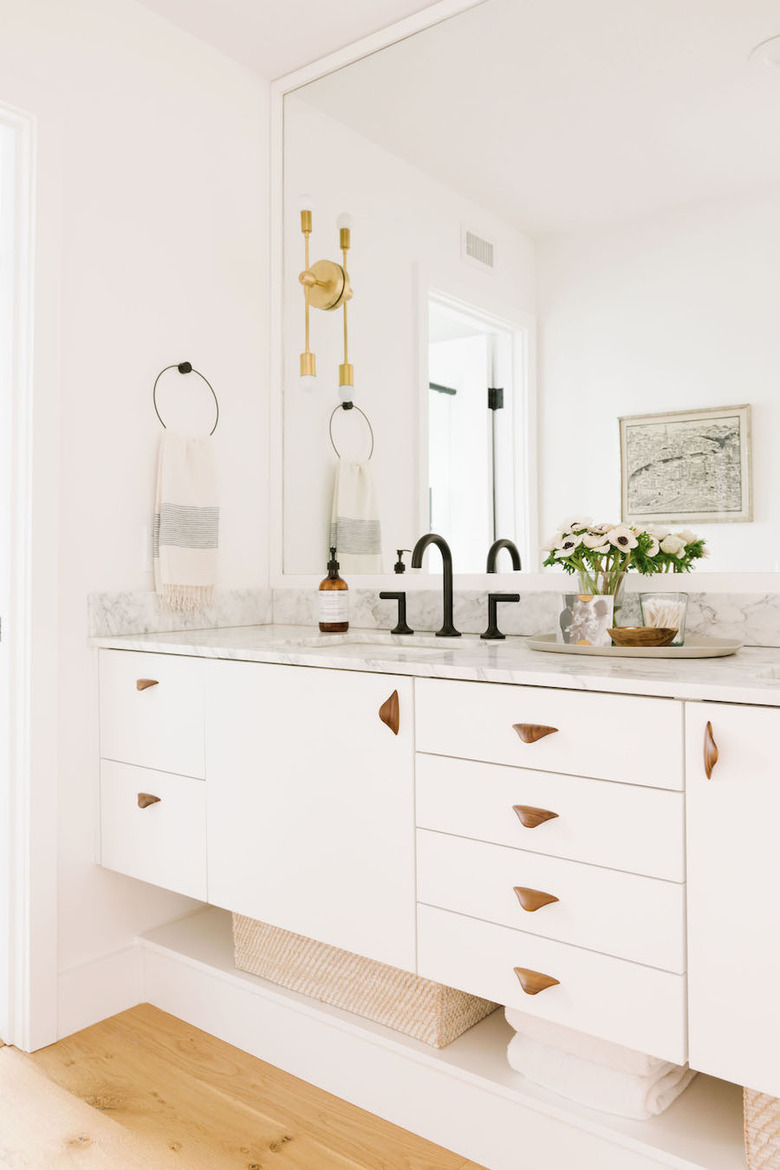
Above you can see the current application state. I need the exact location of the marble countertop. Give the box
[92,624,780,705]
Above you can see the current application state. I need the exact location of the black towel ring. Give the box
[152,362,220,436]
[329,403,374,460]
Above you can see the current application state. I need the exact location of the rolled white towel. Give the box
[507,1033,697,1120]
[504,1008,666,1076]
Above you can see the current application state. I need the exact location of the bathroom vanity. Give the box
[93,625,780,1170]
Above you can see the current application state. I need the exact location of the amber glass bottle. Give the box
[318,547,349,633]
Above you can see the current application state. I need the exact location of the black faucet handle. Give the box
[481,592,521,640]
[379,591,414,636]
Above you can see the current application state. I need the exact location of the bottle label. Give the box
[318,591,349,622]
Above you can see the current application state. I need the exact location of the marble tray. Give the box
[527,633,742,659]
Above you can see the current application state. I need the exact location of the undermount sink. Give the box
[290,631,475,654]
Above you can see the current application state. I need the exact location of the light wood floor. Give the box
[32,1003,486,1169]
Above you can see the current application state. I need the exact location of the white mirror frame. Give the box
[268,0,780,594]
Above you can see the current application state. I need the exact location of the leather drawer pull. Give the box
[513,804,559,829]
[379,690,400,735]
[513,723,558,743]
[514,886,559,912]
[136,679,159,691]
[137,793,161,809]
[514,967,560,995]
[704,720,719,779]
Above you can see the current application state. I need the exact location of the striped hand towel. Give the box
[153,432,219,612]
[329,459,383,574]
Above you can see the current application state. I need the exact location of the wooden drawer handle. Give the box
[514,967,560,995]
[136,679,159,691]
[514,886,559,912]
[513,804,559,829]
[379,690,400,735]
[513,723,558,743]
[137,793,161,809]
[704,720,719,779]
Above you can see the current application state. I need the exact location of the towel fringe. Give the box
[159,584,214,614]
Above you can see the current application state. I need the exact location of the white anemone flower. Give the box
[582,532,610,549]
[677,528,699,545]
[560,515,592,533]
[646,525,670,540]
[591,523,613,534]
[541,532,564,552]
[645,537,660,557]
[554,535,582,558]
[606,525,639,552]
[660,535,686,556]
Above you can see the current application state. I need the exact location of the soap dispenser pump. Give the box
[318,547,349,633]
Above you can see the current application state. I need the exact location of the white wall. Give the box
[282,97,535,576]
[537,190,780,572]
[0,0,269,1041]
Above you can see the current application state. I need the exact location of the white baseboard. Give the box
[57,944,143,1041]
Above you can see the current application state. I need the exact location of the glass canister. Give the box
[639,592,688,647]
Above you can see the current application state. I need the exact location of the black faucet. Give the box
[486,538,522,573]
[410,533,461,637]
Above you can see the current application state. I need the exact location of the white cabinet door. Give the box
[206,660,416,972]
[686,700,780,1096]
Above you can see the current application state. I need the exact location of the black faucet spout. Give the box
[486,537,522,573]
[410,533,461,637]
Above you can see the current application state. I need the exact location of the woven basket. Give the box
[232,914,498,1048]
[745,1089,780,1169]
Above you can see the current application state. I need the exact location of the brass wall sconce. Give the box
[299,210,354,399]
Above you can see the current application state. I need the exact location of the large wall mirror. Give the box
[280,0,780,577]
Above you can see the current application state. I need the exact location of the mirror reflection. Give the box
[282,0,780,575]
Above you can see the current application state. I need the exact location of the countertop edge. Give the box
[90,626,780,706]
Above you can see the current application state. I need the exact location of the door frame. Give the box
[0,100,57,1050]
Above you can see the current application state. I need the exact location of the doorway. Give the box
[0,102,35,1047]
[427,293,530,573]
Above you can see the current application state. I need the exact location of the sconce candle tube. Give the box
[299,209,317,382]
[339,223,354,390]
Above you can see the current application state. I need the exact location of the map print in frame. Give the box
[620,405,752,524]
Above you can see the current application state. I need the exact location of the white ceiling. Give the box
[297,0,780,235]
[137,0,780,235]
[135,0,443,79]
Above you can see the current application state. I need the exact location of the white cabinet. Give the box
[686,700,780,1096]
[415,681,687,1060]
[206,660,416,971]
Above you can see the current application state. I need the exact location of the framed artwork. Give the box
[620,404,752,524]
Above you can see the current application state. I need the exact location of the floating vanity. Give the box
[92,624,780,1170]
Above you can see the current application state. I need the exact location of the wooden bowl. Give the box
[608,626,677,648]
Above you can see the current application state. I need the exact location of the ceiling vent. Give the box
[462,227,495,270]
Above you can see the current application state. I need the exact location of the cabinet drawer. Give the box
[417,830,686,972]
[416,753,684,880]
[100,760,206,900]
[415,678,682,789]
[99,650,205,778]
[417,905,686,1064]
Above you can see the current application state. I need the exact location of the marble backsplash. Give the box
[273,588,780,648]
[88,585,780,648]
[88,588,272,638]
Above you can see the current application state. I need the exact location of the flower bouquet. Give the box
[542,518,707,646]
